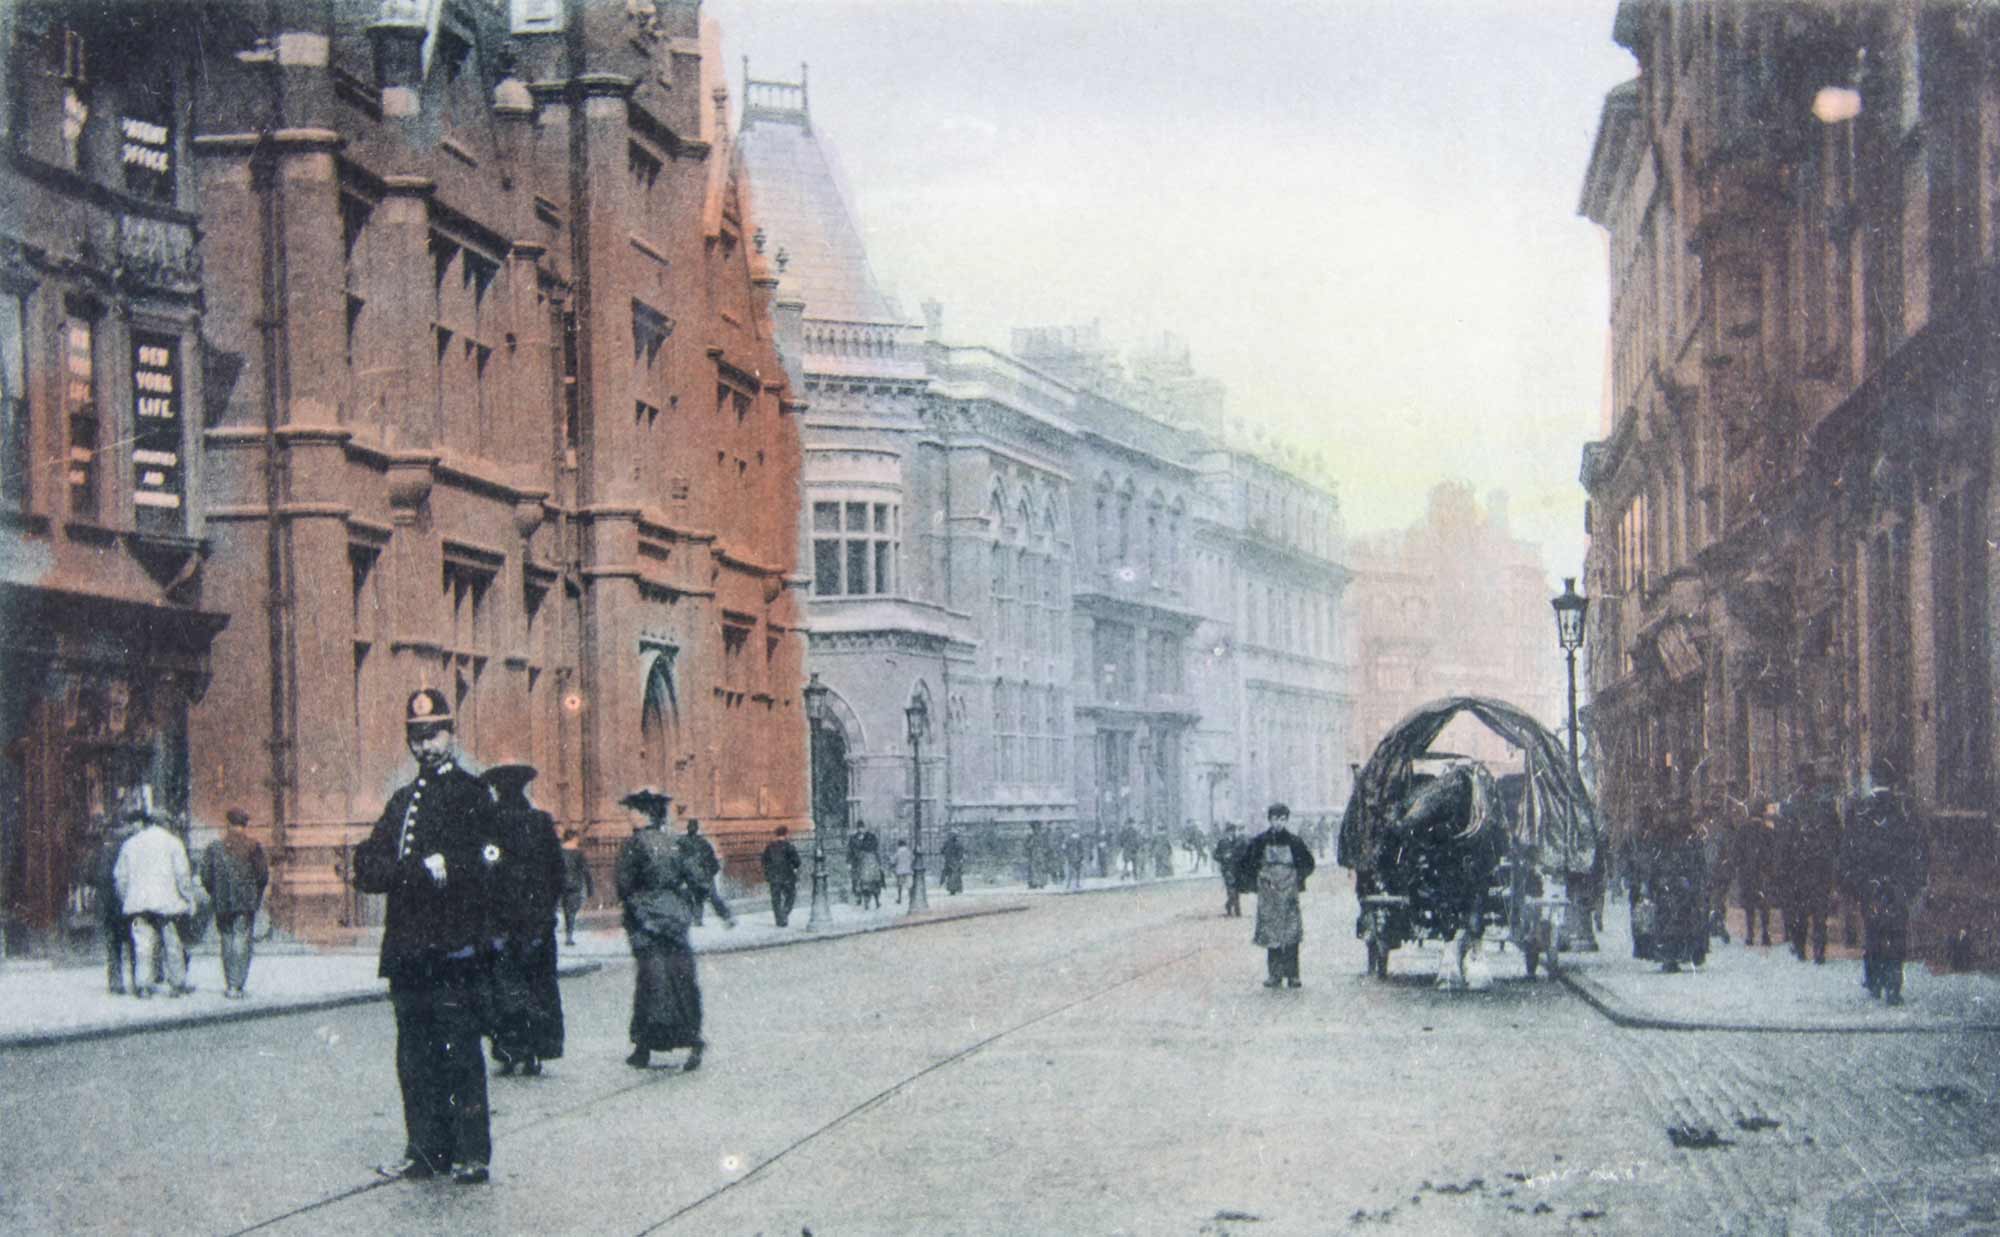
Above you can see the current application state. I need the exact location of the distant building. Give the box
[0,1,807,952]
[1347,483,1562,766]
[741,68,1353,878]
[1578,2,2000,962]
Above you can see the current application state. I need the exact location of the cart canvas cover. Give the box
[1338,696,1598,879]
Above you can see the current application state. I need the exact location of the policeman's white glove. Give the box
[423,853,448,884]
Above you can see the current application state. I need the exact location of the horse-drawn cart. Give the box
[1339,696,1598,982]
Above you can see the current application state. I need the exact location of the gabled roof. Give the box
[736,69,904,326]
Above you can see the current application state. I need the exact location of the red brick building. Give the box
[1,0,806,951]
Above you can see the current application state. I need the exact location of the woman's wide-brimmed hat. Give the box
[482,764,539,794]
[619,787,672,817]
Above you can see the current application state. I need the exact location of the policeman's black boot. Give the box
[626,1047,651,1069]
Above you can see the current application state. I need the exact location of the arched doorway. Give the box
[638,647,683,793]
[810,715,849,835]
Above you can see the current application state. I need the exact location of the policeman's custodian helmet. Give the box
[405,688,454,730]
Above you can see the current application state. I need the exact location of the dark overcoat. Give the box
[352,761,504,982]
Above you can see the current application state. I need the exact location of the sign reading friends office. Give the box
[130,331,183,529]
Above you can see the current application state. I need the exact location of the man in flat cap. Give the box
[352,688,504,1185]
[200,808,269,998]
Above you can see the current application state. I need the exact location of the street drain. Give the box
[1666,1125,1734,1150]
[1735,1116,1781,1132]
[1213,1210,1262,1222]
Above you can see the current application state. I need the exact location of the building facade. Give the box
[740,69,1354,882]
[1,0,808,951]
[1579,1,2000,961]
[1346,483,1563,769]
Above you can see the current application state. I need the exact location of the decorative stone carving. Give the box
[116,215,202,290]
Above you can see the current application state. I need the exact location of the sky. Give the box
[705,0,1638,582]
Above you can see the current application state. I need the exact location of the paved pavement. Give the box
[0,862,1217,1051]
[1553,899,2000,1033]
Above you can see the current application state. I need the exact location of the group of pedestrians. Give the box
[1623,757,1930,1003]
[352,687,745,1187]
[93,802,269,1001]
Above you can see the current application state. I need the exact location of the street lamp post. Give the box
[803,673,833,930]
[905,694,931,913]
[1551,576,1589,778]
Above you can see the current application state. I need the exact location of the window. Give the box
[1,294,27,512]
[63,312,98,519]
[441,558,492,746]
[130,331,184,531]
[1098,621,1136,703]
[628,141,662,194]
[812,496,899,597]
[992,543,1012,644]
[721,622,751,695]
[994,680,1015,783]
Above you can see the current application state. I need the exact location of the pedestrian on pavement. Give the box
[1065,830,1086,891]
[1646,793,1710,973]
[892,837,915,903]
[200,808,269,999]
[481,764,565,1077]
[114,807,197,998]
[1214,824,1246,917]
[616,788,734,1071]
[677,820,722,924]
[1234,804,1316,988]
[1023,822,1046,890]
[1840,760,1929,1005]
[559,830,594,945]
[1118,820,1142,881]
[941,830,966,895]
[1736,791,1780,947]
[1695,791,1734,945]
[93,812,141,995]
[351,688,503,1184]
[1779,760,1842,965]
[1153,825,1175,878]
[850,821,885,908]
[761,827,802,926]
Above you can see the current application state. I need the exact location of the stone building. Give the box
[0,5,225,955]
[1188,443,1349,830]
[1,0,807,950]
[740,74,1081,882]
[740,67,1353,880]
[1579,2,2000,960]
[1346,483,1563,770]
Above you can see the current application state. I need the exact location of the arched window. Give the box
[639,648,682,789]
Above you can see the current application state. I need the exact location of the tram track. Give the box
[217,909,1219,1237]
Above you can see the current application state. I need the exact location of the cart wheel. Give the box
[1524,944,1540,979]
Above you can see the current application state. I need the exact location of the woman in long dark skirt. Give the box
[482,764,567,1075]
[615,789,734,1071]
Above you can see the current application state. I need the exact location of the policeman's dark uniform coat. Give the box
[352,691,503,1179]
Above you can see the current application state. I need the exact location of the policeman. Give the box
[353,688,504,1185]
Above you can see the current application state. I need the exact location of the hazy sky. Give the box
[706,0,1637,580]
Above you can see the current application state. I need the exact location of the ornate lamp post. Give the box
[803,673,834,929]
[905,694,931,913]
[1551,577,1589,778]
